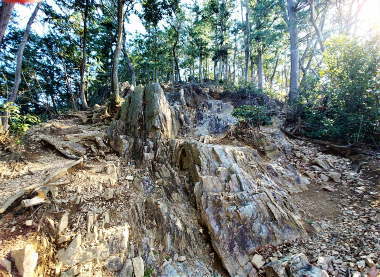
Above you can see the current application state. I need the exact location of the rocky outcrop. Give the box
[194,100,238,136]
[108,83,179,160]
[174,141,308,276]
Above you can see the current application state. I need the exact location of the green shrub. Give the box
[232,105,272,127]
[0,102,41,135]
[300,35,380,144]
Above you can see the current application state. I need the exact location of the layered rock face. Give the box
[110,83,309,276]
[174,141,307,276]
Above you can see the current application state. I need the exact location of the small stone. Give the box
[365,257,375,267]
[103,188,114,200]
[106,256,123,272]
[58,234,71,244]
[356,260,365,270]
[11,244,39,277]
[0,258,12,273]
[104,212,110,225]
[25,220,33,227]
[352,271,361,277]
[313,158,330,170]
[177,256,186,262]
[251,254,265,269]
[132,257,144,277]
[322,186,337,192]
[327,172,341,182]
[126,175,134,181]
[320,174,330,182]
[58,212,69,235]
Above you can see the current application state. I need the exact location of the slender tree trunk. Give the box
[233,39,237,84]
[270,52,280,88]
[0,2,15,44]
[199,54,202,82]
[243,0,250,82]
[63,63,78,111]
[250,56,255,82]
[309,0,324,52]
[2,3,41,130]
[257,47,264,90]
[111,0,125,98]
[213,60,217,81]
[122,22,137,86]
[287,0,299,105]
[80,0,89,109]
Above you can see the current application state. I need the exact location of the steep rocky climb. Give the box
[0,83,378,277]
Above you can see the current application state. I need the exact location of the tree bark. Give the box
[0,2,15,44]
[270,51,280,88]
[111,0,125,98]
[199,54,203,82]
[243,0,250,83]
[79,0,89,109]
[287,0,299,105]
[257,47,264,90]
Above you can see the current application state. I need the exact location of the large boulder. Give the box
[174,141,308,277]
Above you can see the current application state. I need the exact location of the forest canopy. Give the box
[0,0,379,144]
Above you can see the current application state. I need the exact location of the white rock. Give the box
[126,175,134,181]
[177,256,186,262]
[365,257,375,267]
[0,258,12,273]
[356,260,365,269]
[132,257,144,277]
[57,234,82,266]
[251,254,265,269]
[11,244,39,277]
[327,172,341,183]
[121,224,130,249]
[103,188,115,200]
[58,212,69,234]
[25,220,33,227]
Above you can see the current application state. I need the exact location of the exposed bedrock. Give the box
[109,83,309,276]
[174,141,308,276]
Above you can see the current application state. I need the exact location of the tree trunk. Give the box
[270,52,280,88]
[233,39,237,84]
[257,47,264,90]
[309,0,324,52]
[243,0,250,83]
[2,3,41,130]
[199,55,202,82]
[213,60,217,81]
[80,0,89,109]
[0,2,15,44]
[250,56,255,82]
[122,22,137,86]
[287,0,299,105]
[111,0,125,98]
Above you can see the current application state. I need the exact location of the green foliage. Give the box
[233,105,272,127]
[300,35,380,144]
[0,103,40,135]
[144,268,154,277]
